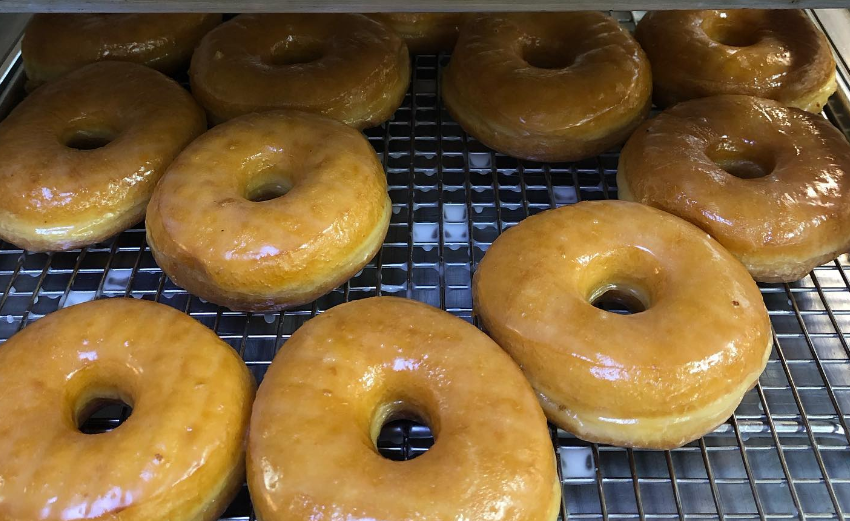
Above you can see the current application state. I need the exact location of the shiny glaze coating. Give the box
[473,201,771,449]
[23,14,221,89]
[443,12,651,162]
[635,10,836,112]
[189,14,410,127]
[0,61,206,252]
[0,298,256,521]
[146,110,391,312]
[367,13,469,54]
[248,296,560,521]
[618,95,850,282]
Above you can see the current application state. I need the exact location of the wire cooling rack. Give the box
[1,11,849,521]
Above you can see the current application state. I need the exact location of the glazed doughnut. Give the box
[22,13,221,89]
[367,13,468,54]
[190,14,410,127]
[0,298,255,521]
[618,95,850,283]
[473,201,771,449]
[443,12,651,162]
[248,296,560,521]
[146,110,391,312]
[635,10,836,112]
[0,61,206,252]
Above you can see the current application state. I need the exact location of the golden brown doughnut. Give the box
[189,14,410,127]
[248,296,560,521]
[473,201,771,449]
[367,13,468,54]
[618,95,850,283]
[443,12,651,162]
[0,61,206,252]
[0,298,255,521]
[146,110,391,312]
[22,13,221,89]
[635,10,836,112]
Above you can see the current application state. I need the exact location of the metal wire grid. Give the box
[0,10,848,521]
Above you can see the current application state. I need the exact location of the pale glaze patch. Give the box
[473,201,771,449]
[618,95,850,282]
[0,61,206,252]
[0,298,255,521]
[23,14,221,89]
[248,297,560,521]
[146,110,391,311]
[635,9,837,112]
[442,12,651,162]
[189,14,410,127]
[367,13,469,54]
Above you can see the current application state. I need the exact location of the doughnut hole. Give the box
[580,247,665,315]
[372,399,436,461]
[591,284,648,315]
[66,363,137,435]
[244,167,294,202]
[60,122,118,151]
[701,15,761,47]
[267,37,325,66]
[76,396,134,434]
[706,138,776,180]
[522,38,577,69]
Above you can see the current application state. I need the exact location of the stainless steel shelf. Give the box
[0,10,849,521]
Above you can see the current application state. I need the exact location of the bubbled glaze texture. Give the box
[23,14,221,89]
[189,14,410,128]
[248,296,560,521]
[146,110,391,312]
[473,201,772,449]
[635,10,836,112]
[0,61,206,252]
[367,13,469,54]
[0,298,256,521]
[442,12,651,162]
[618,95,850,283]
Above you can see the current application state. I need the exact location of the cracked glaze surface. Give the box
[0,298,255,521]
[618,95,850,282]
[189,14,410,128]
[635,9,836,112]
[146,110,391,312]
[249,297,560,521]
[442,12,651,162]
[0,61,206,252]
[22,14,221,89]
[473,201,771,449]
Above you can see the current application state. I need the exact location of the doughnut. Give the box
[473,200,771,449]
[248,296,560,521]
[0,298,255,521]
[443,12,651,162]
[146,110,391,312]
[367,13,468,54]
[635,10,837,112]
[22,13,221,89]
[189,14,410,127]
[0,61,206,252]
[618,95,850,283]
